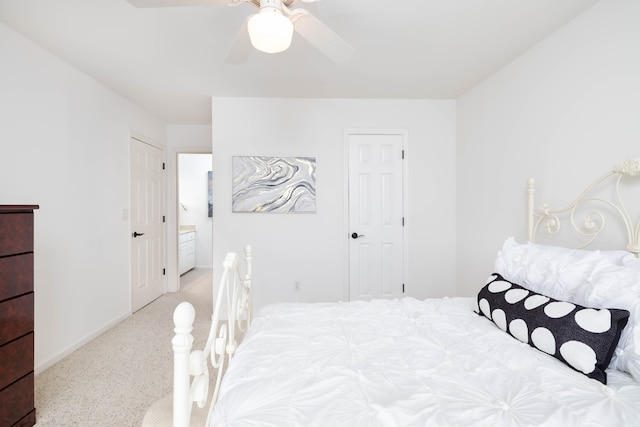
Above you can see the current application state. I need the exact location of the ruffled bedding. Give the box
[209,297,640,427]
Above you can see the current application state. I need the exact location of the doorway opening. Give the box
[177,152,213,290]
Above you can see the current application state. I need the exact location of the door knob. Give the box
[351,232,365,239]
[132,231,145,238]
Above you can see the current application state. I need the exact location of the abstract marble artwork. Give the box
[232,156,316,213]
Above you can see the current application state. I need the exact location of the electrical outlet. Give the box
[294,281,301,292]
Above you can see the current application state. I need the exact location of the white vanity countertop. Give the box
[179,225,195,234]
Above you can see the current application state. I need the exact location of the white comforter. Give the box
[209,297,640,426]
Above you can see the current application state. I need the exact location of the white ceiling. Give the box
[0,0,598,124]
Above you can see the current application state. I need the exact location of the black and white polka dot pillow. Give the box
[477,273,630,384]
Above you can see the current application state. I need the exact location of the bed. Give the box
[170,159,640,427]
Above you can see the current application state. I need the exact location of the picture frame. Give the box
[232,156,316,213]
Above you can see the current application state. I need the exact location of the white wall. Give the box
[212,98,457,311]
[166,125,212,291]
[0,23,166,372]
[178,153,213,268]
[456,0,640,296]
[5,0,632,373]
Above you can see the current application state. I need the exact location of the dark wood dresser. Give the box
[0,205,38,427]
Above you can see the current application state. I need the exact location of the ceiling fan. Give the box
[126,0,355,64]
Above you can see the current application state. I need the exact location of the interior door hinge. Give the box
[163,268,166,276]
[402,150,405,159]
[402,283,405,293]
[402,217,405,226]
[162,162,165,170]
[162,215,165,223]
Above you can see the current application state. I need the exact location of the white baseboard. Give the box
[35,310,131,375]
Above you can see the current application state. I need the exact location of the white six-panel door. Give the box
[348,132,405,300]
[131,137,165,312]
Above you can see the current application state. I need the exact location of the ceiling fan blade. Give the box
[126,0,230,7]
[224,17,253,64]
[290,9,354,63]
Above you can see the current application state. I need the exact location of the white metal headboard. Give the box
[527,158,640,257]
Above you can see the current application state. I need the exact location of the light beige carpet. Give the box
[34,269,214,427]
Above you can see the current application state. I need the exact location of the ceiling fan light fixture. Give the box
[248,8,293,54]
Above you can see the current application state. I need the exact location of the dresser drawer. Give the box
[0,293,34,347]
[0,333,33,391]
[0,372,35,427]
[0,213,34,258]
[0,254,33,301]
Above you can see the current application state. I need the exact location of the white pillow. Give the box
[585,260,640,382]
[604,250,640,266]
[496,237,636,266]
[494,237,640,383]
[494,237,606,305]
[621,255,640,269]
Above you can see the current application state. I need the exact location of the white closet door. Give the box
[348,133,404,301]
[131,137,165,311]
